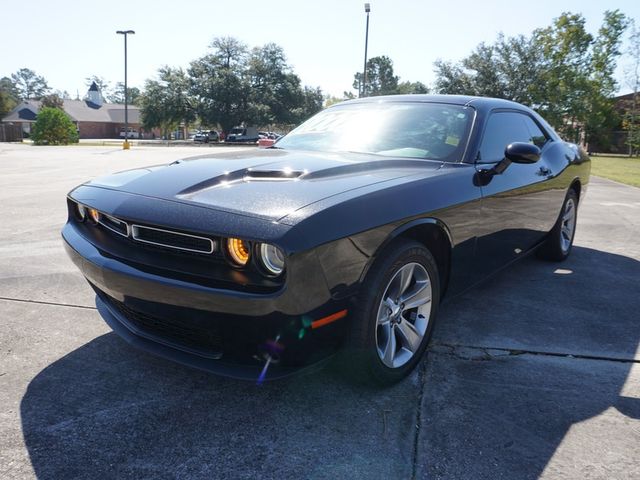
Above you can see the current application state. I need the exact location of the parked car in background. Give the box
[258,138,276,148]
[119,127,139,139]
[193,130,219,143]
[226,126,259,142]
[63,95,590,384]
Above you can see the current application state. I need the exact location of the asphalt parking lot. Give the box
[0,143,638,479]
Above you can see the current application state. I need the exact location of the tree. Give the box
[108,82,142,105]
[325,95,345,107]
[41,93,64,109]
[396,81,429,95]
[11,68,50,100]
[433,11,629,147]
[351,55,426,97]
[291,86,324,123]
[31,107,78,145]
[245,43,321,126]
[153,36,325,132]
[584,10,629,148]
[533,10,628,144]
[623,20,640,156]
[53,89,72,100]
[246,43,292,125]
[209,36,248,69]
[140,66,194,137]
[434,34,543,104]
[353,56,399,96]
[0,77,19,118]
[188,37,250,133]
[433,59,474,95]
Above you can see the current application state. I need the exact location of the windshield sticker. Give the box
[445,135,460,146]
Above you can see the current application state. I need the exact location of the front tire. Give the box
[537,189,578,261]
[346,239,440,385]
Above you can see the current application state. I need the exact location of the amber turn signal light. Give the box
[88,208,100,224]
[227,238,250,266]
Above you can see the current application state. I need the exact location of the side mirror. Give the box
[505,142,541,164]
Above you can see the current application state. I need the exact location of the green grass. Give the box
[590,155,640,188]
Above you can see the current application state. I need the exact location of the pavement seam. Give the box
[430,342,640,364]
[411,358,428,480]
[0,296,96,311]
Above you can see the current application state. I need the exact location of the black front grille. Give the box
[131,225,214,254]
[105,296,223,359]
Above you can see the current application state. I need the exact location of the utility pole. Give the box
[362,3,371,98]
[116,30,135,150]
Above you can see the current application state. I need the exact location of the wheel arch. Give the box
[569,178,582,201]
[361,218,453,298]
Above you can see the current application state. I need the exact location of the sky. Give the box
[2,0,639,100]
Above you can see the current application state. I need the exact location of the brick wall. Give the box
[77,121,155,139]
[77,122,112,139]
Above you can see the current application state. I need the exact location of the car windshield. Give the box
[276,101,475,161]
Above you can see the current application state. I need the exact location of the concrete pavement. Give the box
[0,143,638,479]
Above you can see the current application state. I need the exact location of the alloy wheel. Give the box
[375,262,432,368]
[560,197,576,253]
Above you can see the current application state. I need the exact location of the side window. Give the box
[478,112,533,162]
[522,116,549,149]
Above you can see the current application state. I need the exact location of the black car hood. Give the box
[87,149,444,222]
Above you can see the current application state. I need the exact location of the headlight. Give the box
[227,238,251,266]
[75,203,87,222]
[258,243,285,276]
[88,208,100,224]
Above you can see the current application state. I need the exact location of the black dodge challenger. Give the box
[62,95,590,384]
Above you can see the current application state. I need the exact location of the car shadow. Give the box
[20,247,640,479]
[19,335,420,479]
[419,245,640,478]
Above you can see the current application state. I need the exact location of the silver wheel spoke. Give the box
[381,325,396,366]
[563,206,573,221]
[560,198,576,251]
[395,264,414,299]
[377,310,391,326]
[400,280,431,310]
[396,320,422,353]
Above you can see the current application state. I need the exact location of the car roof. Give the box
[340,94,531,114]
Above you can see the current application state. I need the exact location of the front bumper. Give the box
[62,223,349,380]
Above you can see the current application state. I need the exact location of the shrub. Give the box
[31,107,78,145]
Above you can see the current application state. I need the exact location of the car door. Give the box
[474,109,561,273]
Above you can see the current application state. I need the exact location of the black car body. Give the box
[62,95,590,382]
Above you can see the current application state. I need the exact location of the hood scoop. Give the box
[177,168,306,197]
[243,169,306,181]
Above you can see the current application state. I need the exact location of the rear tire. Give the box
[537,189,578,261]
[345,239,440,385]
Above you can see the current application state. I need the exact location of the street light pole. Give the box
[362,3,371,98]
[116,29,135,150]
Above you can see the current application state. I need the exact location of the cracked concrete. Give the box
[0,144,639,479]
[429,343,640,364]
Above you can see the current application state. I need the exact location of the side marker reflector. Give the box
[311,309,348,330]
